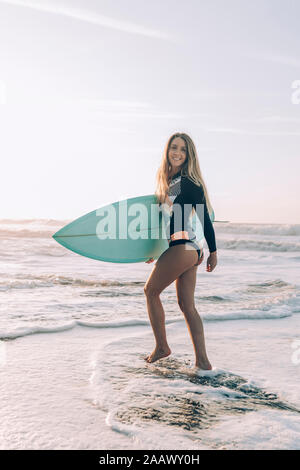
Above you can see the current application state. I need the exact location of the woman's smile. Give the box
[169,136,187,170]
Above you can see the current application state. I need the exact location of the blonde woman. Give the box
[144,133,217,369]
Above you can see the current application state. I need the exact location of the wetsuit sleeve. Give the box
[171,176,216,253]
[184,177,217,252]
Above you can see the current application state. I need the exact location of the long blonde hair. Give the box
[155,132,213,213]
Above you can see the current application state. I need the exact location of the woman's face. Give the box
[168,137,187,171]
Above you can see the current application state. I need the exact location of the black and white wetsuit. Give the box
[162,169,217,263]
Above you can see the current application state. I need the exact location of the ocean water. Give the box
[0,219,300,449]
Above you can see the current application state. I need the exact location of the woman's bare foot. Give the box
[144,346,171,363]
[195,360,212,370]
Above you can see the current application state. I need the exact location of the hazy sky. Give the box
[0,0,299,223]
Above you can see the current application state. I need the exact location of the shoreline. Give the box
[1,315,299,449]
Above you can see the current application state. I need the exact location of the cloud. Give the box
[79,98,185,119]
[188,90,286,101]
[90,111,185,120]
[80,99,153,110]
[80,99,300,130]
[0,0,172,41]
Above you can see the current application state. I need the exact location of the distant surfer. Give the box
[144,133,217,369]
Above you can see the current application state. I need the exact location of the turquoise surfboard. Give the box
[52,195,215,263]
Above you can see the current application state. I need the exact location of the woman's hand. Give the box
[145,257,155,264]
[206,251,217,272]
[194,249,204,266]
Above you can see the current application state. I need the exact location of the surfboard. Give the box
[52,195,215,263]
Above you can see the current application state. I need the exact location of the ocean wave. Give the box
[0,318,179,341]
[199,295,229,302]
[0,218,71,238]
[1,233,299,252]
[215,223,300,236]
[0,280,53,290]
[1,219,300,240]
[1,219,299,234]
[0,229,61,239]
[0,321,78,340]
[0,274,145,291]
[218,238,300,252]
[0,218,70,226]
[203,307,292,321]
[0,307,295,341]
[245,279,291,292]
[199,280,298,313]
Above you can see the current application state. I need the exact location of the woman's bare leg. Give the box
[144,244,198,363]
[176,265,212,369]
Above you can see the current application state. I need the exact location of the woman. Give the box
[144,132,217,370]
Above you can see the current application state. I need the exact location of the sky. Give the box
[0,0,299,223]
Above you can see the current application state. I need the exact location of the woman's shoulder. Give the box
[182,174,203,190]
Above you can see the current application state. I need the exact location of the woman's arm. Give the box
[182,177,217,253]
